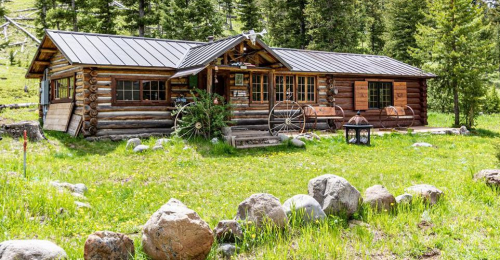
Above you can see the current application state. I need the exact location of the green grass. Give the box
[1,114,500,259]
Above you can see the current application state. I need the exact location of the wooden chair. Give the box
[379,105,415,129]
[303,105,345,130]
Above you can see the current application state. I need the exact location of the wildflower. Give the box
[251,234,256,239]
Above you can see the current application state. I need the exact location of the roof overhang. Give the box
[171,66,207,79]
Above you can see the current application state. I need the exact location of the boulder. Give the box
[235,193,287,228]
[217,243,237,258]
[84,231,134,260]
[282,194,326,223]
[142,198,213,260]
[0,240,67,259]
[278,133,289,142]
[308,174,361,216]
[213,220,243,242]
[363,185,396,212]
[75,201,91,209]
[50,181,87,195]
[395,193,413,204]
[291,138,306,148]
[405,184,443,205]
[133,145,149,153]
[125,138,141,149]
[460,126,470,135]
[412,142,433,148]
[474,169,500,186]
[155,138,170,146]
[152,145,164,151]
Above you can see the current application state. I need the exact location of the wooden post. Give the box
[268,70,275,123]
[207,66,213,93]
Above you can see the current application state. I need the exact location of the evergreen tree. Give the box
[384,0,426,65]
[305,0,363,52]
[239,0,262,31]
[162,0,223,41]
[413,0,495,127]
[362,0,385,54]
[35,0,58,37]
[220,0,236,31]
[483,85,500,113]
[122,0,158,37]
[46,0,89,32]
[487,0,500,70]
[264,0,308,49]
[86,0,119,34]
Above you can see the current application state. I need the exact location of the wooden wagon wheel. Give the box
[331,105,346,130]
[268,100,306,136]
[379,106,398,129]
[398,105,415,128]
[304,105,318,130]
[173,103,207,139]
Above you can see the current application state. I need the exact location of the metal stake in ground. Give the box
[23,130,27,178]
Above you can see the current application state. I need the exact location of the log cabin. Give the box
[26,30,435,140]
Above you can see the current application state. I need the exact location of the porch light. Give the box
[343,111,373,145]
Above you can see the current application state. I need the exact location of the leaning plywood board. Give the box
[66,114,83,137]
[43,103,74,131]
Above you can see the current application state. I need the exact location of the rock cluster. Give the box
[308,174,361,216]
[474,169,500,186]
[126,138,171,152]
[363,185,396,212]
[282,194,326,223]
[84,231,134,260]
[235,193,287,228]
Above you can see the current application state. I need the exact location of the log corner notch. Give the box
[83,68,99,136]
[420,79,428,125]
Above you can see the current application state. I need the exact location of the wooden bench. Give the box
[303,105,345,130]
[379,105,415,129]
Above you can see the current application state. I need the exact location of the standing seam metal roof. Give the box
[35,30,435,78]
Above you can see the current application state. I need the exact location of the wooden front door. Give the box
[214,72,230,102]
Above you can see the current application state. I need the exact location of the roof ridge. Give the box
[46,29,205,45]
[270,47,390,59]
[186,34,244,51]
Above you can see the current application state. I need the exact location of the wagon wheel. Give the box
[331,105,346,130]
[268,100,306,136]
[304,105,318,130]
[379,106,397,129]
[397,105,415,128]
[173,103,207,139]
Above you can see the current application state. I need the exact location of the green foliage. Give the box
[362,0,385,54]
[483,85,500,113]
[264,0,308,49]
[384,0,427,65]
[239,0,262,31]
[305,0,363,53]
[161,0,224,41]
[173,89,232,140]
[413,0,495,128]
[85,0,119,34]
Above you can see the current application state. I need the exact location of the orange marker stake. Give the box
[23,130,27,178]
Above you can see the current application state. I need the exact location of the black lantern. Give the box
[343,111,373,145]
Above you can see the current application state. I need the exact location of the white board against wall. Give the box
[43,103,74,131]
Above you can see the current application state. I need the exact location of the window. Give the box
[189,75,198,88]
[115,78,167,103]
[368,82,392,109]
[251,74,268,103]
[53,77,74,100]
[297,76,315,102]
[275,75,294,101]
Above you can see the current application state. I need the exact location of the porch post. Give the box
[268,70,275,123]
[207,66,213,93]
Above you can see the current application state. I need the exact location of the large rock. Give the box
[474,169,500,186]
[50,181,87,195]
[291,138,305,148]
[133,145,149,153]
[217,243,237,258]
[363,185,396,212]
[125,138,141,149]
[1,121,45,141]
[213,220,243,242]
[0,240,67,259]
[405,184,443,205]
[282,194,326,223]
[142,198,213,260]
[308,174,361,216]
[84,231,134,260]
[395,193,413,204]
[235,193,287,228]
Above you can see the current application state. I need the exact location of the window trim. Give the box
[368,81,393,109]
[111,76,170,106]
[275,75,296,102]
[250,72,269,104]
[296,75,317,103]
[51,73,75,103]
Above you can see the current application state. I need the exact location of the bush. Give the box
[483,85,500,114]
[172,89,233,139]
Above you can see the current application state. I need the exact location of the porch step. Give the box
[234,135,281,142]
[236,142,283,149]
[229,130,284,149]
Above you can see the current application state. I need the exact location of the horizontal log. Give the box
[95,128,174,137]
[90,120,174,129]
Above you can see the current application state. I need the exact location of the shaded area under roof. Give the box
[272,48,435,78]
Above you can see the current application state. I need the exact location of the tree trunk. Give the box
[453,84,460,127]
[72,0,78,31]
[2,121,46,141]
[138,0,145,37]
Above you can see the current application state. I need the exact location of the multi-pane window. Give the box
[297,76,315,102]
[116,79,167,102]
[368,82,392,109]
[252,74,268,103]
[275,75,294,101]
[53,77,74,100]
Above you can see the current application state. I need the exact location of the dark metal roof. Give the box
[272,48,435,78]
[46,30,203,68]
[179,35,244,69]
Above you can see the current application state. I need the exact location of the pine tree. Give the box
[162,0,223,41]
[305,0,363,52]
[264,0,308,49]
[487,0,500,70]
[239,0,262,31]
[483,85,500,113]
[362,0,385,54]
[122,0,159,37]
[413,0,495,127]
[45,0,90,32]
[35,0,59,37]
[86,0,119,34]
[384,0,426,65]
[220,0,236,31]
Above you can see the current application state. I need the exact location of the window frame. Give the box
[51,73,75,103]
[111,76,170,106]
[368,81,393,109]
[296,75,316,103]
[275,75,295,102]
[250,73,269,104]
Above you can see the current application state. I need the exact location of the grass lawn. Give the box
[1,113,500,259]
